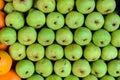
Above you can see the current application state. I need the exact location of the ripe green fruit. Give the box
[92,29,111,47]
[76,0,95,14]
[72,59,91,77]
[82,74,98,80]
[45,44,64,61]
[0,27,16,45]
[9,42,26,61]
[100,75,115,80]
[46,12,64,30]
[35,58,53,77]
[18,26,37,45]
[27,74,44,80]
[64,43,83,61]
[5,11,25,29]
[46,74,62,80]
[26,9,46,28]
[15,59,35,79]
[26,43,44,61]
[64,74,79,80]
[37,27,55,46]
[65,11,84,29]
[4,2,15,13]
[74,27,92,46]
[13,0,33,12]
[54,59,71,77]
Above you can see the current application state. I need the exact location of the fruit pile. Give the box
[0,0,120,80]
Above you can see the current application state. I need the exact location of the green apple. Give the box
[96,0,116,14]
[85,12,104,30]
[74,27,92,46]
[27,74,44,80]
[54,59,71,77]
[104,12,120,32]
[35,58,53,77]
[64,43,83,61]
[5,11,25,29]
[37,27,55,46]
[64,74,79,80]
[45,44,64,61]
[100,75,115,80]
[92,29,111,47]
[72,59,91,77]
[111,29,120,47]
[91,59,107,78]
[76,0,95,14]
[82,74,98,80]
[84,42,101,61]
[56,27,73,45]
[13,0,33,12]
[46,12,64,30]
[46,74,62,80]
[26,9,45,28]
[26,43,44,61]
[9,42,26,61]
[18,26,37,45]
[57,0,74,14]
[108,60,120,77]
[4,2,15,13]
[101,44,118,61]
[0,27,16,45]
[36,0,55,13]
[15,59,35,79]
[65,11,84,29]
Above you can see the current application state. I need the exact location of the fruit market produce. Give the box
[0,0,120,80]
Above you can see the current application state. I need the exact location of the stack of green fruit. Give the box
[1,0,120,80]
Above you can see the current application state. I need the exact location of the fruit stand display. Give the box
[0,0,120,80]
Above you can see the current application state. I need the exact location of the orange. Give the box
[0,0,5,10]
[0,11,6,29]
[0,42,8,50]
[0,69,21,80]
[0,50,12,75]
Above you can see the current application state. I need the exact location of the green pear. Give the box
[65,11,84,29]
[64,74,79,80]
[35,58,53,77]
[26,9,46,28]
[74,27,92,46]
[57,0,74,14]
[64,43,83,61]
[92,29,111,47]
[27,74,44,80]
[111,29,120,47]
[9,42,26,61]
[54,59,71,77]
[13,0,33,12]
[91,59,107,78]
[18,26,37,45]
[96,0,116,14]
[108,60,120,77]
[5,11,25,29]
[85,12,104,30]
[82,74,98,80]
[101,44,118,61]
[76,0,95,14]
[100,75,115,80]
[104,12,120,32]
[0,27,16,45]
[45,44,64,61]
[84,42,101,61]
[15,59,35,79]
[36,0,55,13]
[46,12,64,30]
[4,2,15,13]
[56,27,73,45]
[46,74,62,80]
[37,27,55,46]
[72,59,91,78]
[26,43,44,61]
